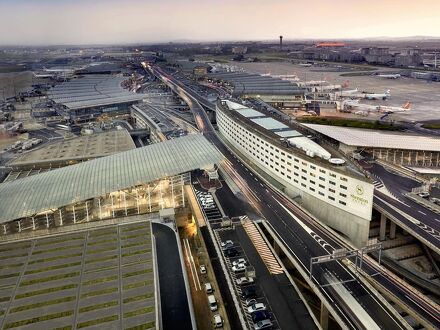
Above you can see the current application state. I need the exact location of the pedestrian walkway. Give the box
[242,219,283,275]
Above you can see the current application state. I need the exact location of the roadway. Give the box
[148,65,413,330]
[367,163,440,253]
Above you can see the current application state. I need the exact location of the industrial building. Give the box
[216,100,374,246]
[48,75,144,122]
[0,134,222,236]
[304,124,440,169]
[207,72,306,108]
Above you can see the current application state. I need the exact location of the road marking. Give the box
[418,210,427,216]
[183,238,202,291]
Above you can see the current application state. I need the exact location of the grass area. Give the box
[123,280,153,290]
[0,272,19,280]
[3,310,74,329]
[86,246,117,255]
[80,287,118,299]
[123,307,154,318]
[76,315,118,328]
[422,123,440,129]
[82,275,118,286]
[10,296,76,313]
[121,232,150,240]
[1,262,24,269]
[87,238,116,246]
[85,255,118,264]
[125,321,155,330]
[28,253,82,265]
[122,248,151,258]
[25,261,81,275]
[84,265,118,274]
[2,252,29,260]
[297,116,403,131]
[20,271,79,286]
[15,284,77,299]
[79,300,118,313]
[121,241,150,249]
[0,244,30,253]
[121,224,149,233]
[53,327,72,330]
[88,230,117,238]
[122,268,152,278]
[0,296,11,302]
[32,243,84,255]
[123,292,154,304]
[36,236,83,247]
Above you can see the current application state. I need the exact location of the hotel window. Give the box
[329,188,336,193]
[340,193,347,198]
[341,177,348,182]
[310,187,315,192]
[319,191,325,196]
[340,185,347,190]
[339,201,346,205]
[328,196,335,201]
[319,184,325,189]
[310,165,316,170]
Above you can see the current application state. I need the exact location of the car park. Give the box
[200,264,207,274]
[248,303,266,314]
[236,276,254,286]
[213,314,223,328]
[254,319,273,330]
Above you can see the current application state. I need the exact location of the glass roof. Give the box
[0,134,223,224]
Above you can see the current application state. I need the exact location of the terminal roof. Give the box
[304,124,440,152]
[0,134,223,224]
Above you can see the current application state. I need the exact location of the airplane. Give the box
[340,99,411,114]
[376,73,401,79]
[364,90,391,100]
[377,101,411,113]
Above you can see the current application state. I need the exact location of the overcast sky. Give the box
[0,0,439,45]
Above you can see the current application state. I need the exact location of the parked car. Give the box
[205,282,213,293]
[213,314,223,328]
[248,303,266,314]
[254,319,273,330]
[236,276,254,286]
[245,298,257,307]
[418,192,430,198]
[232,263,246,273]
[208,294,218,311]
[241,286,257,299]
[200,265,207,274]
[221,240,234,250]
[252,310,272,323]
[232,258,247,267]
[224,248,238,257]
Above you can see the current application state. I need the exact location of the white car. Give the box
[200,265,207,274]
[245,298,257,307]
[232,263,246,273]
[221,240,234,250]
[213,314,223,328]
[232,258,247,267]
[236,276,254,286]
[248,303,266,314]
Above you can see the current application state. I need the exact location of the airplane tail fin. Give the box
[385,89,391,95]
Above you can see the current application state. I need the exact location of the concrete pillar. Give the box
[379,214,387,241]
[73,205,76,224]
[389,221,396,239]
[320,301,329,330]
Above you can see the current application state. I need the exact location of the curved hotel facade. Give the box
[216,100,374,246]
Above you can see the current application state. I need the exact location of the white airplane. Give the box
[376,73,401,79]
[377,102,411,113]
[364,90,391,100]
[341,99,411,114]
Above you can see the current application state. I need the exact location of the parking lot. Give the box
[215,230,280,330]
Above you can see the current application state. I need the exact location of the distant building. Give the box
[316,42,346,48]
[231,46,248,55]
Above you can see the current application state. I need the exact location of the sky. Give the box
[0,0,440,45]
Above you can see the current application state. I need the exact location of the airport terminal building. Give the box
[216,100,374,246]
[0,134,222,237]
